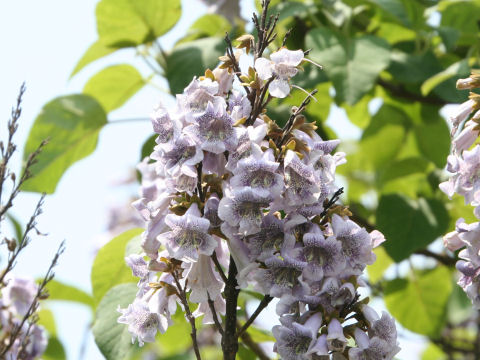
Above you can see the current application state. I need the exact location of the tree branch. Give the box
[221,256,240,360]
[236,295,273,338]
[377,79,446,106]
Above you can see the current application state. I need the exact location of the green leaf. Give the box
[367,245,393,283]
[166,37,225,95]
[369,0,411,26]
[96,0,181,47]
[384,267,452,336]
[422,343,447,360]
[22,95,107,194]
[376,194,449,262]
[188,14,231,38]
[92,283,140,360]
[91,228,143,306]
[306,28,390,105]
[440,0,480,46]
[421,60,469,96]
[414,118,450,169]
[246,326,276,342]
[44,279,94,309]
[388,50,441,84]
[271,1,313,22]
[37,308,57,335]
[70,40,118,78]
[83,64,145,112]
[140,134,157,161]
[378,157,430,185]
[43,337,66,360]
[156,311,192,355]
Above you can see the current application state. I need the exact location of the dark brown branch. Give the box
[236,295,273,338]
[172,271,202,360]
[377,79,446,106]
[414,249,456,266]
[319,187,344,218]
[221,256,240,360]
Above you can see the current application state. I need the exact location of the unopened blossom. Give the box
[117,299,168,346]
[161,203,217,262]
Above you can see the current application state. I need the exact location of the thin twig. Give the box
[172,271,202,360]
[224,33,250,96]
[0,240,65,357]
[211,251,228,283]
[276,89,318,148]
[236,295,273,338]
[208,295,225,336]
[319,187,344,218]
[414,249,456,266]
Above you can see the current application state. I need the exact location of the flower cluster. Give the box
[0,277,47,360]
[118,39,399,358]
[441,71,480,308]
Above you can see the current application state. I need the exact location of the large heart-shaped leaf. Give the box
[92,283,140,360]
[91,228,143,306]
[22,95,107,194]
[376,194,449,262]
[384,267,452,336]
[96,0,181,47]
[44,279,94,309]
[70,40,119,78]
[306,28,390,105]
[83,64,145,112]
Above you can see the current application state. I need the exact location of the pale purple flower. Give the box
[185,255,224,303]
[349,328,400,360]
[177,77,222,120]
[185,101,237,154]
[450,99,477,134]
[125,254,149,279]
[230,149,284,197]
[157,136,203,177]
[228,90,252,119]
[453,120,479,152]
[331,214,375,273]
[254,255,307,297]
[299,231,346,281]
[213,67,234,96]
[284,150,323,206]
[202,151,227,175]
[218,187,272,235]
[326,318,347,352]
[117,299,168,346]
[225,124,267,172]
[361,306,400,354]
[255,49,305,98]
[1,277,38,316]
[245,214,285,261]
[273,313,323,360]
[161,203,217,262]
[151,105,181,146]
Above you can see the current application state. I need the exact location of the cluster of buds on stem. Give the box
[441,71,480,308]
[118,3,399,359]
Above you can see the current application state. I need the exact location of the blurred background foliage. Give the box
[19,0,480,358]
